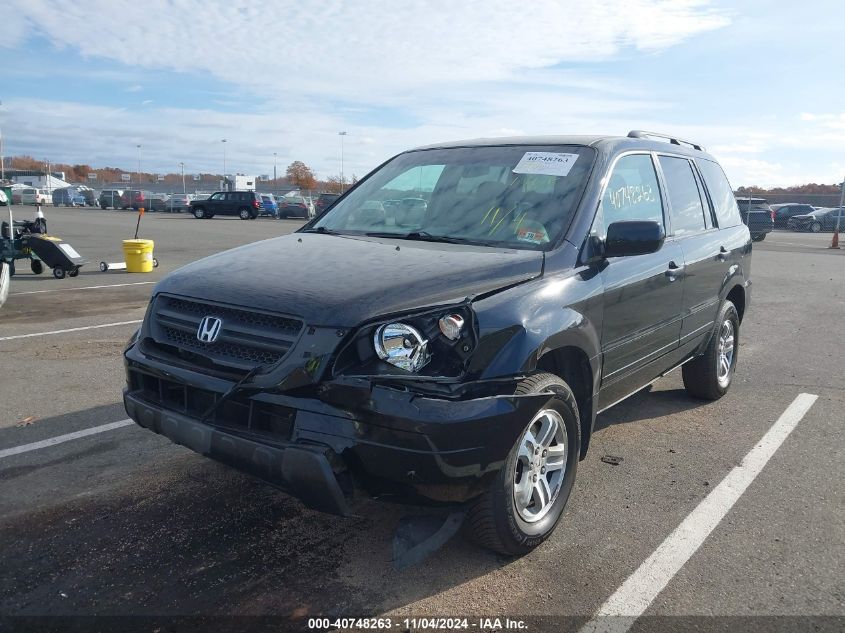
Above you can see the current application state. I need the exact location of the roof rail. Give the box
[627,130,705,152]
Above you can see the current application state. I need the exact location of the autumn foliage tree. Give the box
[285,161,317,191]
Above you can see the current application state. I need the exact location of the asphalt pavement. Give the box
[0,209,842,631]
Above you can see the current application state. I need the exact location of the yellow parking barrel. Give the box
[122,239,155,273]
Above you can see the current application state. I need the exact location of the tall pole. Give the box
[180,162,185,194]
[222,139,227,178]
[136,144,141,186]
[338,131,347,192]
[836,176,844,233]
[273,152,277,184]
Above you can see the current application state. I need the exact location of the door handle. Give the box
[665,261,684,280]
[717,246,728,261]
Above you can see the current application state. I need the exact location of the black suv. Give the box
[124,131,752,555]
[735,197,774,241]
[314,193,341,216]
[771,203,815,229]
[190,191,262,219]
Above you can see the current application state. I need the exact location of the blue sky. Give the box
[1,0,843,187]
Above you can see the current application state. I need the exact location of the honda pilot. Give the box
[124,131,752,555]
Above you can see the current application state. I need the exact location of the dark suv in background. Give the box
[190,191,262,219]
[735,196,774,241]
[314,193,341,216]
[125,131,752,555]
[771,203,815,228]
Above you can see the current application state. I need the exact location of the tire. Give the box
[465,372,580,556]
[238,208,251,220]
[53,266,66,280]
[193,207,206,219]
[31,260,44,275]
[682,300,739,400]
[752,233,766,242]
[68,267,79,278]
[811,222,822,233]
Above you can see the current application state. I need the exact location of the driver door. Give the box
[597,153,685,408]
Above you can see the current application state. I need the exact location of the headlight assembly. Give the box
[374,322,430,372]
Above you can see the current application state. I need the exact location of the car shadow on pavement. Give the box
[594,386,705,431]
[0,404,505,618]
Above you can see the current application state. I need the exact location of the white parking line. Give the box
[0,419,134,461]
[579,392,818,633]
[0,320,142,341]
[11,281,155,296]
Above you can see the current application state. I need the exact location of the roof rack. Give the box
[627,130,705,152]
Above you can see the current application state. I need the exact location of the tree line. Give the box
[4,155,357,193]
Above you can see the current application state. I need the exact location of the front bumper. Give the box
[124,345,547,513]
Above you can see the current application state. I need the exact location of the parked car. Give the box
[189,191,262,219]
[735,197,774,241]
[52,187,96,207]
[11,186,26,205]
[260,194,279,217]
[165,193,193,212]
[770,203,815,229]
[786,207,845,232]
[147,194,168,212]
[125,130,752,555]
[120,190,150,210]
[277,193,314,218]
[98,189,124,209]
[21,188,52,205]
[314,193,341,215]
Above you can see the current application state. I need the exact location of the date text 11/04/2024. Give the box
[307,617,528,630]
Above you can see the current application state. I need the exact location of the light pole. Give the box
[273,152,277,184]
[338,131,347,192]
[180,162,186,194]
[222,139,227,177]
[136,144,141,186]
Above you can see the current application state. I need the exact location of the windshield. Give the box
[311,145,596,249]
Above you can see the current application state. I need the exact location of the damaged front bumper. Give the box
[124,345,548,515]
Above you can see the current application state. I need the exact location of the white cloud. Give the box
[125,84,143,93]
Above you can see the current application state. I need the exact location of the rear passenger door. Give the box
[597,153,685,405]
[656,154,725,347]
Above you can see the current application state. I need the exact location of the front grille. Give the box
[146,294,303,372]
[129,369,295,438]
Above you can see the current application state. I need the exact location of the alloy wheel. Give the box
[512,408,568,523]
[716,319,735,388]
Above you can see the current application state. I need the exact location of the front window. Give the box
[310,145,596,249]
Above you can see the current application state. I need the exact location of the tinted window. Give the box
[601,154,663,233]
[698,159,741,228]
[658,156,706,235]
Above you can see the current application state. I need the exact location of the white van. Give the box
[21,188,52,205]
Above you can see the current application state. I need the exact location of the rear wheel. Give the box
[238,208,251,220]
[811,222,822,233]
[465,372,580,556]
[193,207,206,219]
[53,266,66,280]
[683,300,739,400]
[30,260,44,275]
[68,267,79,278]
[752,233,766,242]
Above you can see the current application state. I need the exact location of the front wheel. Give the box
[682,300,739,400]
[465,373,580,556]
[193,207,206,219]
[811,222,822,233]
[752,233,766,242]
[53,266,66,280]
[31,260,44,275]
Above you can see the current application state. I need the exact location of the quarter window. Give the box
[601,154,663,233]
[658,155,706,235]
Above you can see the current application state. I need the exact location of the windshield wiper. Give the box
[301,226,341,235]
[365,231,496,246]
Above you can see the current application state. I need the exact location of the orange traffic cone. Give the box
[830,228,840,249]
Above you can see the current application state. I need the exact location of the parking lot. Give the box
[1,208,843,629]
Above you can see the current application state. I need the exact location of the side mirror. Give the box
[604,220,665,258]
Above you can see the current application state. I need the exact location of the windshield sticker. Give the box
[513,152,579,177]
[516,221,549,244]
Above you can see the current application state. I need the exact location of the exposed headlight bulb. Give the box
[438,314,465,341]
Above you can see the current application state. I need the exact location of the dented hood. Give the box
[153,233,543,326]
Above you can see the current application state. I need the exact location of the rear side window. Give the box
[601,154,663,233]
[698,159,742,228]
[658,155,707,236]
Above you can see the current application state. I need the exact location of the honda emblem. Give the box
[197,316,222,343]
